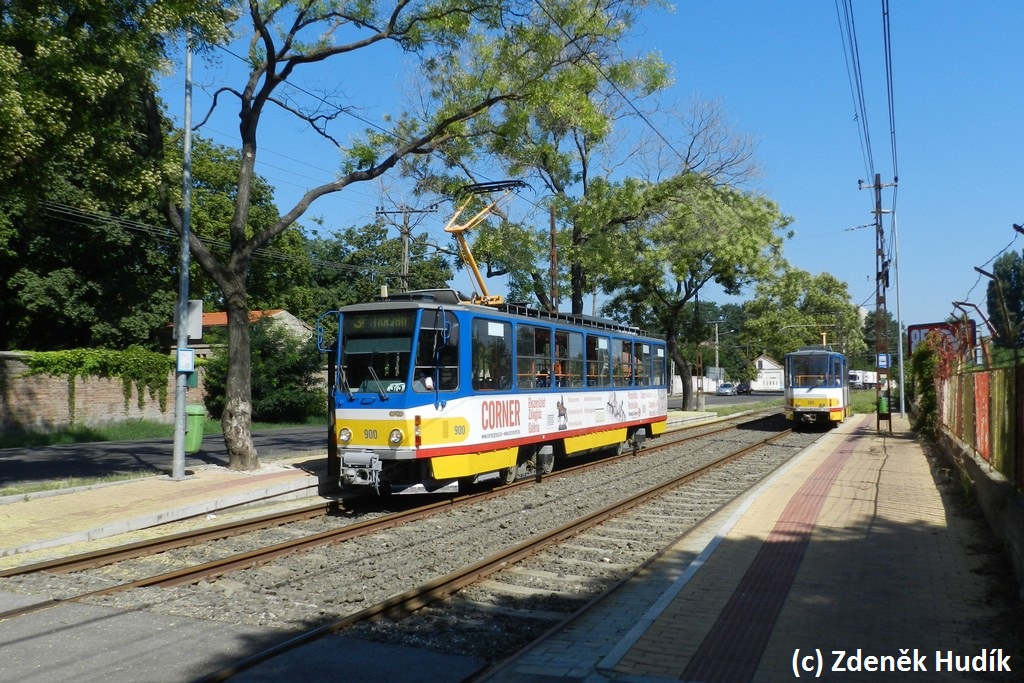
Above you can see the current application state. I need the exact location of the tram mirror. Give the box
[441,320,459,348]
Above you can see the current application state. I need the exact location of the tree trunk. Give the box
[668,339,692,410]
[221,283,259,471]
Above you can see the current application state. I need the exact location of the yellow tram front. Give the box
[783,346,852,427]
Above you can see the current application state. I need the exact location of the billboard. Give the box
[907,321,977,355]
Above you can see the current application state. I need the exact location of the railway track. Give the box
[185,421,808,680]
[0,411,792,630]
[0,408,775,581]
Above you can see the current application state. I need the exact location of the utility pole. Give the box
[549,205,558,313]
[713,319,727,381]
[860,173,897,432]
[376,205,437,291]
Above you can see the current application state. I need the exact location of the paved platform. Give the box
[0,455,327,565]
[482,412,1022,682]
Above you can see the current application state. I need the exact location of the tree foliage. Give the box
[986,251,1024,349]
[601,182,790,405]
[202,319,323,423]
[0,0,229,351]
[285,222,454,323]
[178,135,311,311]
[859,308,902,369]
[151,0,668,469]
[743,267,866,364]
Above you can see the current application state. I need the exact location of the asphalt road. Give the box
[0,427,327,488]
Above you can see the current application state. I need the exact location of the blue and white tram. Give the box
[783,346,852,428]
[316,289,669,494]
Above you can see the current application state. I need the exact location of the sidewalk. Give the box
[0,455,326,566]
[484,412,1024,682]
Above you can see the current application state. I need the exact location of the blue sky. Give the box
[162,1,1024,331]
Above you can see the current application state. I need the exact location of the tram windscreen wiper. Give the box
[366,365,388,401]
[339,367,354,401]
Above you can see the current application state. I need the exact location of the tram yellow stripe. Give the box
[565,427,627,454]
[429,448,518,479]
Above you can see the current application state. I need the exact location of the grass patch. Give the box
[0,471,159,499]
[707,390,895,419]
[712,396,785,417]
[849,388,898,414]
[0,416,321,449]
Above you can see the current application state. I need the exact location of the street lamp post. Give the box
[952,301,995,367]
[975,266,1020,367]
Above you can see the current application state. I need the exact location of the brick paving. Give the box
[483,413,1022,682]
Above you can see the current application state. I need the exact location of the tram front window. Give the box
[342,311,416,393]
[788,355,830,387]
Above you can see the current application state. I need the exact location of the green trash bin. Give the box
[878,396,889,415]
[185,404,206,453]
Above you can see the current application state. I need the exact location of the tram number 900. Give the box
[363,429,379,440]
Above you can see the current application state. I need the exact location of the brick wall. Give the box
[0,352,205,433]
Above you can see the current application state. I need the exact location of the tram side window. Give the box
[553,330,583,387]
[635,343,650,386]
[652,345,666,386]
[586,334,610,387]
[412,310,459,392]
[473,319,512,391]
[832,356,844,387]
[612,338,633,386]
[516,325,552,389]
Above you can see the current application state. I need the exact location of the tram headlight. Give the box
[388,428,404,445]
[338,427,352,444]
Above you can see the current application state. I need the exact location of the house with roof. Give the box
[168,309,313,359]
[750,354,783,392]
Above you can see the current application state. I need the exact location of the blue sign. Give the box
[877,353,890,369]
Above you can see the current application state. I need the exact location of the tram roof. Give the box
[342,288,661,339]
[787,345,843,356]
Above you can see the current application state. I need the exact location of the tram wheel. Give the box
[502,465,518,485]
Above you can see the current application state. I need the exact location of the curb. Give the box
[0,473,322,558]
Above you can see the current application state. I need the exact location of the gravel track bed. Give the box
[347,426,814,661]
[0,416,819,661]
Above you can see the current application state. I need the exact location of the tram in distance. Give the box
[316,288,669,494]
[783,345,852,428]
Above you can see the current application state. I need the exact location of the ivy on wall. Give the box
[23,346,176,421]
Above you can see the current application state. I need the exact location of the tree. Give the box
[743,267,866,364]
[203,318,323,423]
[985,251,1024,349]
[463,51,672,314]
[183,135,311,311]
[600,182,790,408]
[0,1,229,351]
[152,0,658,469]
[284,221,454,323]
[859,308,902,369]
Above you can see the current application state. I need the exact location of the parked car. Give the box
[716,382,737,396]
[736,382,751,395]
